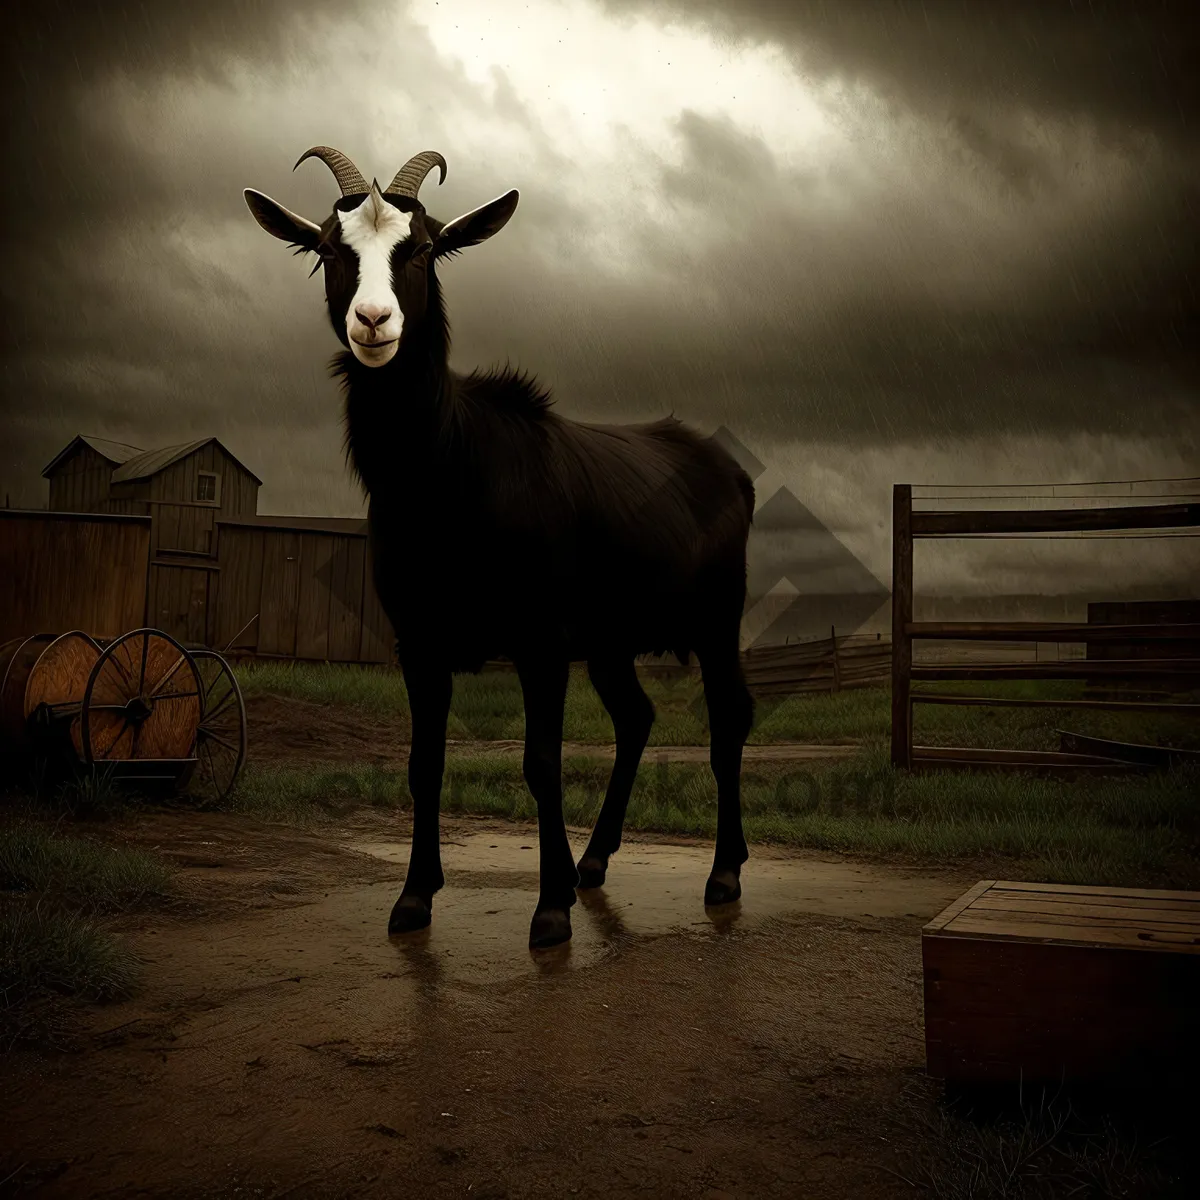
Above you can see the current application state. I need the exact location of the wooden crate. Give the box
[923,880,1200,1086]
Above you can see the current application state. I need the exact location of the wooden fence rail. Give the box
[890,484,1200,772]
[740,629,890,697]
[480,630,893,697]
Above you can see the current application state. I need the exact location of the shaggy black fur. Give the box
[248,167,756,948]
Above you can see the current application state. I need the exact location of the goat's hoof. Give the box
[388,893,432,935]
[576,855,608,890]
[529,907,573,949]
[704,868,742,907]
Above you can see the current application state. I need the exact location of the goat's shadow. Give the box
[576,882,745,941]
[388,926,445,1000]
[575,886,631,944]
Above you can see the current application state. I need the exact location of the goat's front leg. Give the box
[389,660,453,934]
[515,655,578,948]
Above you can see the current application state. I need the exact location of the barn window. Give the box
[196,472,221,504]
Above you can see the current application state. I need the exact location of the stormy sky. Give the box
[2,0,1197,610]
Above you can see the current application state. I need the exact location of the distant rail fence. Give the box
[739,629,890,696]
[890,483,1200,772]
[483,629,892,696]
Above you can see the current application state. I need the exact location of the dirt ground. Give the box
[2,801,988,1199]
[6,698,1189,1198]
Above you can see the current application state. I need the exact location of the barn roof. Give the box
[41,434,144,477]
[110,437,263,486]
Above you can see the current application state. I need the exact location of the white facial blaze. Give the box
[338,187,413,366]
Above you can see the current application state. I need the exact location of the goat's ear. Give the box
[244,188,322,250]
[435,189,519,257]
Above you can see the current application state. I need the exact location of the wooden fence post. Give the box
[891,483,913,767]
[830,624,841,692]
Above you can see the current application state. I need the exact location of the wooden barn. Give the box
[33,434,394,660]
[42,434,262,645]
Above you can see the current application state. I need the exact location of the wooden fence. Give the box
[213,521,394,663]
[2,509,893,677]
[0,510,151,644]
[740,629,890,696]
[487,629,892,695]
[890,484,1200,771]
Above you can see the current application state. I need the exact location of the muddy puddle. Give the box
[345,833,961,987]
[5,817,978,1199]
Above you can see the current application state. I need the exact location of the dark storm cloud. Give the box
[601,0,1200,142]
[586,0,1200,419]
[1,0,1196,529]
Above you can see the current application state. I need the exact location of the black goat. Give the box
[245,148,756,947]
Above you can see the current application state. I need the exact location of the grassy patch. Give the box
[237,661,1200,751]
[0,907,142,1049]
[0,819,172,1048]
[0,822,174,912]
[889,1082,1189,1199]
[237,659,412,716]
[910,678,1200,753]
[227,763,407,827]
[231,749,1200,889]
[0,907,140,1005]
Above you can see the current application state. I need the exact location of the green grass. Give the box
[0,906,143,1049]
[238,660,413,716]
[237,661,1200,750]
[219,762,407,828]
[231,748,1200,889]
[0,822,174,912]
[889,1081,1189,1199]
[0,907,141,1005]
[229,661,1200,886]
[0,819,172,1048]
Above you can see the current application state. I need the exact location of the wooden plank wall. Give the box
[214,522,394,662]
[46,446,116,513]
[0,511,151,643]
[149,443,259,556]
[135,445,259,645]
[145,563,214,646]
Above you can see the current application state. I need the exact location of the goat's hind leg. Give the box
[388,661,453,934]
[577,655,655,889]
[696,640,752,906]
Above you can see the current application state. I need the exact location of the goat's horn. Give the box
[385,151,447,199]
[293,146,369,197]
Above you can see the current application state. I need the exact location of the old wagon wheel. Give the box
[80,628,203,765]
[1,631,102,760]
[186,648,247,804]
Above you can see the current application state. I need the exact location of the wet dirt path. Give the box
[4,819,967,1199]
